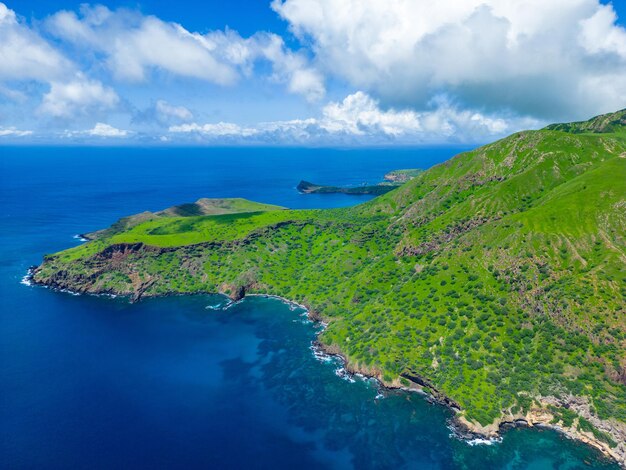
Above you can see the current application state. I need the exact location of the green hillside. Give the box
[32,110,626,462]
[82,197,285,240]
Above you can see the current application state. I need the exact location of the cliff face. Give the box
[33,243,164,300]
[32,111,626,466]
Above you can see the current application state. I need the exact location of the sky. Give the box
[1,0,626,145]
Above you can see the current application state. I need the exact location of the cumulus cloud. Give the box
[580,4,626,56]
[64,122,130,138]
[47,9,236,84]
[39,76,119,117]
[1,2,325,136]
[169,122,258,137]
[0,126,33,137]
[318,91,421,135]
[46,5,324,100]
[0,3,121,121]
[0,3,71,82]
[169,91,538,144]
[3,1,625,143]
[87,122,129,137]
[237,32,325,101]
[272,0,626,119]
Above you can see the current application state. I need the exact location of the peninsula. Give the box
[297,169,422,195]
[31,110,626,465]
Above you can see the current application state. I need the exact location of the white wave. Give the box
[20,274,32,286]
[247,294,309,313]
[223,299,241,310]
[334,367,356,383]
[58,288,80,296]
[466,437,502,446]
[205,302,224,310]
[447,426,503,446]
[310,344,335,363]
[73,235,89,242]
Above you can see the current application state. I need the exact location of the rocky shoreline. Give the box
[231,291,626,467]
[23,270,625,467]
[312,333,625,467]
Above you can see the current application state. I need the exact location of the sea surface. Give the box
[0,146,619,469]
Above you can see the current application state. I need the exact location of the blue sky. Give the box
[17,1,290,37]
[1,0,626,145]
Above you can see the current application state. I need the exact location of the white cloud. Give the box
[169,122,258,137]
[46,7,235,84]
[87,123,129,137]
[237,32,325,101]
[318,91,421,135]
[64,122,131,138]
[169,91,538,144]
[155,100,193,122]
[3,1,624,143]
[313,92,532,141]
[39,76,119,117]
[0,126,33,137]
[0,2,72,81]
[580,4,626,57]
[114,20,237,84]
[272,0,626,119]
[46,5,324,100]
[0,3,121,121]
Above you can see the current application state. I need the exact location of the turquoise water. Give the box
[0,147,619,469]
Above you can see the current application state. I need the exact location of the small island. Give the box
[297,169,423,195]
[30,110,626,466]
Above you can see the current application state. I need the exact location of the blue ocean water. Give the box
[0,146,619,469]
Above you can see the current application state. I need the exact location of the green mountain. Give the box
[32,110,626,464]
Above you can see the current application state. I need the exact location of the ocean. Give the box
[0,146,619,469]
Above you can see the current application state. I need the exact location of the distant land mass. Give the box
[297,169,423,195]
[31,110,626,466]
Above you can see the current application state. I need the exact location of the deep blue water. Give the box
[0,146,619,469]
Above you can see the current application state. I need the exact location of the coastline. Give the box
[23,271,625,467]
[311,330,625,466]
[216,290,625,467]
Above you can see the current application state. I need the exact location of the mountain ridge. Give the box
[544,108,626,134]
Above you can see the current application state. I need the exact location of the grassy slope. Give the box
[83,197,285,241]
[34,112,626,447]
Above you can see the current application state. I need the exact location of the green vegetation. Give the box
[83,197,284,240]
[33,111,626,452]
